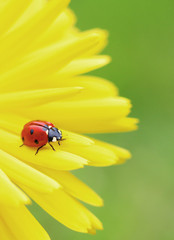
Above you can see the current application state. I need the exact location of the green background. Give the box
[29,0,174,239]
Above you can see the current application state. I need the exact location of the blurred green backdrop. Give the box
[29,0,174,239]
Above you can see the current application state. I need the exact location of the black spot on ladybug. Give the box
[34,139,39,144]
[30,129,34,135]
[22,137,24,142]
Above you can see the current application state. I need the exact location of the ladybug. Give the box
[20,120,64,155]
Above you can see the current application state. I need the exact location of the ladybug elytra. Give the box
[20,120,64,155]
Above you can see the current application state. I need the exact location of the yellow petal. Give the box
[9,0,46,32]
[0,122,118,167]
[20,184,102,233]
[62,129,94,146]
[93,138,132,164]
[0,149,60,193]
[0,114,94,146]
[38,9,76,47]
[1,33,103,92]
[0,0,71,69]
[17,98,131,129]
[66,117,138,133]
[36,168,103,206]
[0,205,51,240]
[0,218,15,240]
[111,117,139,132]
[73,28,108,56]
[0,169,30,207]
[0,0,32,36]
[82,206,103,232]
[59,141,118,166]
[0,129,88,170]
[0,114,28,135]
[0,87,82,109]
[88,228,96,235]
[46,75,118,99]
[55,55,111,78]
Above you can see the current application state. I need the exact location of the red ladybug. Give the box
[20,120,63,155]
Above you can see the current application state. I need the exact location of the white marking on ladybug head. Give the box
[49,126,52,129]
[52,137,57,142]
[46,130,48,135]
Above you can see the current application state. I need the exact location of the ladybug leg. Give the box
[49,142,56,151]
[35,145,46,155]
[58,138,66,145]
[20,144,24,147]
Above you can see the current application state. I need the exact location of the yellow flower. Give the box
[0,0,138,239]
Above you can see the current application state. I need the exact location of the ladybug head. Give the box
[48,127,62,142]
